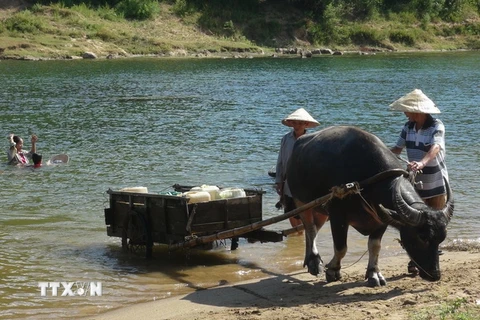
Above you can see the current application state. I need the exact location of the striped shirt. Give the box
[395,118,449,199]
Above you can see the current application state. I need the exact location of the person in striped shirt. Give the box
[389,89,448,209]
[389,89,449,274]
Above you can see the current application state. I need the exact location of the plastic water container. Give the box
[218,188,246,199]
[190,185,220,201]
[183,191,211,203]
[120,186,148,193]
[200,185,220,200]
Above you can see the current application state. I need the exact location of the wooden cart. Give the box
[104,184,284,257]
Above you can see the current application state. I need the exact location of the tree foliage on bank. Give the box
[28,0,480,22]
[289,0,480,21]
[3,0,480,50]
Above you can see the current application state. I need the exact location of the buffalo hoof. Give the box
[325,268,341,282]
[367,272,387,287]
[407,261,419,276]
[306,254,323,276]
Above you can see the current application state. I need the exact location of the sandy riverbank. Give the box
[87,248,480,320]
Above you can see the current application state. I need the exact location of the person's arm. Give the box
[7,134,17,163]
[275,136,286,196]
[8,133,15,148]
[411,120,445,172]
[275,161,285,196]
[30,135,38,154]
[391,125,407,156]
[409,144,441,171]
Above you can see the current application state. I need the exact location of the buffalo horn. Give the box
[377,204,405,229]
[442,178,454,223]
[394,177,425,226]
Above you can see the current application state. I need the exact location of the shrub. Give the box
[466,37,480,49]
[349,26,384,46]
[465,22,480,35]
[49,2,69,16]
[454,22,480,35]
[115,0,160,20]
[244,19,281,46]
[389,30,416,45]
[97,5,122,21]
[171,0,195,17]
[420,13,431,29]
[346,0,382,20]
[223,20,235,37]
[30,3,45,14]
[4,11,48,33]
[71,2,94,17]
[306,3,343,45]
[94,26,120,41]
[392,11,418,24]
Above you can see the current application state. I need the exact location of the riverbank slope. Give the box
[1,0,479,60]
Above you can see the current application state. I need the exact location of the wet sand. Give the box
[88,249,480,320]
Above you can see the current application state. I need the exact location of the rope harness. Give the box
[329,182,361,200]
[321,169,410,218]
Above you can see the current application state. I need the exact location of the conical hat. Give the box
[389,89,441,114]
[282,108,319,128]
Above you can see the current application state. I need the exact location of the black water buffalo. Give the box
[287,126,453,286]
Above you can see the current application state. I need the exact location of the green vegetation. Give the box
[0,0,479,59]
[411,297,480,320]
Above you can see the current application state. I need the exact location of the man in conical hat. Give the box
[389,89,449,274]
[275,108,320,231]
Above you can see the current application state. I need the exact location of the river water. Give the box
[0,51,479,319]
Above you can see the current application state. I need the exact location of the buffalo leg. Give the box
[299,206,328,276]
[365,228,387,287]
[326,216,348,282]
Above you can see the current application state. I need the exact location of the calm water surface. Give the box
[0,51,479,319]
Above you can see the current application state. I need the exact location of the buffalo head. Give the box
[379,176,453,281]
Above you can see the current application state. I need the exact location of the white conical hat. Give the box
[282,108,320,128]
[389,89,441,114]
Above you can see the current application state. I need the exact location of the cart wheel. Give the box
[122,210,152,257]
[231,237,239,250]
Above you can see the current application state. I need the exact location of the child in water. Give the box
[32,153,42,168]
[7,133,38,165]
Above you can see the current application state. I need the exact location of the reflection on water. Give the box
[0,52,479,319]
